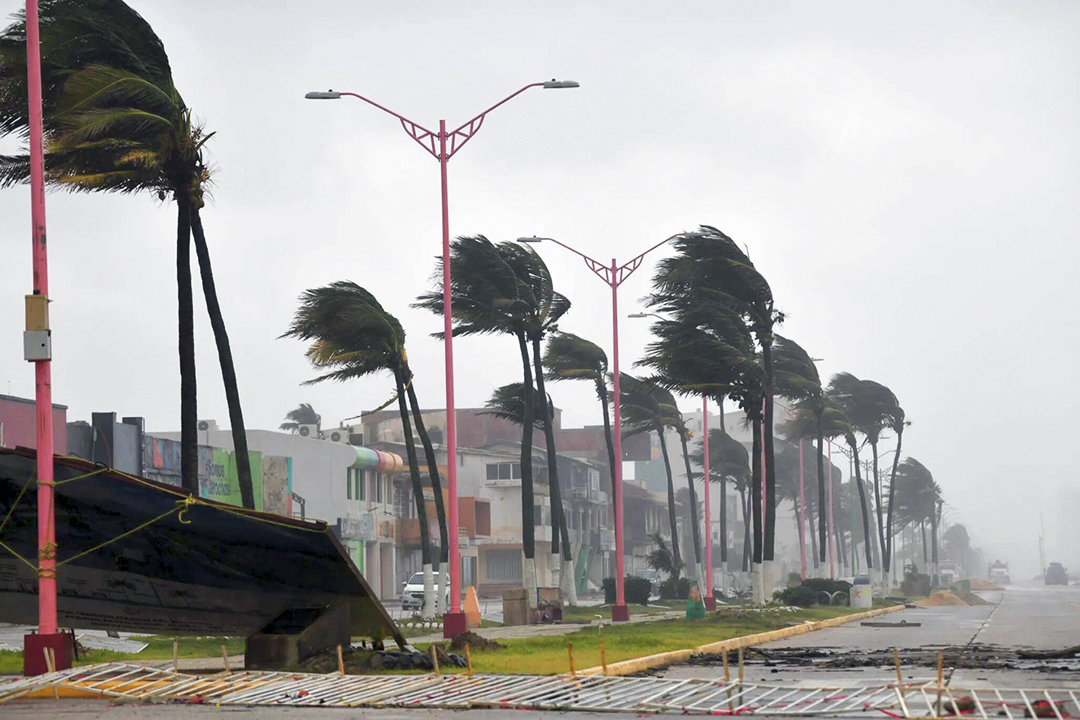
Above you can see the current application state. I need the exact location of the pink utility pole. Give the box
[22,0,69,675]
[306,80,578,638]
[702,397,715,610]
[519,234,683,621]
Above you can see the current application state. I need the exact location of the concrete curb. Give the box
[579,604,907,677]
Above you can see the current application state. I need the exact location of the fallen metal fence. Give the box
[3,662,1079,718]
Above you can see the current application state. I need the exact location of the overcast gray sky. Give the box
[2,1,1078,577]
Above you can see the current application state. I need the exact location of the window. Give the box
[486,549,522,581]
[534,504,543,526]
[485,462,522,481]
[346,469,352,500]
[475,501,491,536]
[373,473,383,503]
[346,468,364,501]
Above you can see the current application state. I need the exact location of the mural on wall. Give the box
[262,455,293,516]
[142,437,292,516]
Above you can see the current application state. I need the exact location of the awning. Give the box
[352,446,404,473]
[0,448,405,645]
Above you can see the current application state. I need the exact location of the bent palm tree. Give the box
[280,403,321,434]
[283,281,443,618]
[0,0,253,506]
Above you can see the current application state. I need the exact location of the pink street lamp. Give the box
[21,0,67,674]
[307,80,579,638]
[827,440,836,579]
[519,234,683,621]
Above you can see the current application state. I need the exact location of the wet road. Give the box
[660,584,1080,689]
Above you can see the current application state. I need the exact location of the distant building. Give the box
[0,393,67,454]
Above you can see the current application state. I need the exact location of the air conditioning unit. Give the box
[297,424,319,438]
[326,428,350,444]
[197,419,218,432]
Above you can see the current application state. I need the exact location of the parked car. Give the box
[400,572,451,611]
[1046,562,1069,586]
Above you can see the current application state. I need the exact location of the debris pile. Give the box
[966,578,1004,591]
[914,590,969,607]
[368,644,467,670]
[449,631,505,652]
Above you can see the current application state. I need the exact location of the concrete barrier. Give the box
[579,604,906,676]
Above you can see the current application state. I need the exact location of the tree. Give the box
[648,226,783,595]
[892,457,941,581]
[0,0,254,507]
[282,281,444,618]
[280,403,321,434]
[416,236,573,605]
[619,373,684,572]
[647,532,683,580]
[689,425,751,580]
[543,332,617,522]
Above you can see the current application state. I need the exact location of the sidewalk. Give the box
[407,608,684,644]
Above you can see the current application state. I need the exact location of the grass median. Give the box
[418,606,858,676]
[0,635,245,675]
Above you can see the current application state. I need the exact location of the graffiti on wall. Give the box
[142,437,291,516]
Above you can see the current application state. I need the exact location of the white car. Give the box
[400,572,450,612]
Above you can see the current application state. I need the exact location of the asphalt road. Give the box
[660,584,1080,690]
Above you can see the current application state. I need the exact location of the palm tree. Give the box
[619,373,686,573]
[689,424,750,585]
[0,0,254,507]
[282,281,443,618]
[416,236,570,606]
[828,372,903,583]
[647,532,683,580]
[280,403,321,434]
[892,457,941,582]
[543,333,616,517]
[648,226,783,594]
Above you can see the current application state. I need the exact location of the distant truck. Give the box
[939,562,960,586]
[988,560,1010,586]
[1046,562,1069,586]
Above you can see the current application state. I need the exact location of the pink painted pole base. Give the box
[442,611,468,639]
[611,604,630,622]
[704,596,717,611]
[23,632,72,676]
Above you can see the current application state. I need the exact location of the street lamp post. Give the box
[21,0,68,675]
[307,80,579,638]
[519,234,682,621]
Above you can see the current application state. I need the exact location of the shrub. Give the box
[659,576,692,600]
[774,585,817,607]
[602,576,652,605]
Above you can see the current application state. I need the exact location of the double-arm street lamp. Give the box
[307,80,579,638]
[519,234,682,621]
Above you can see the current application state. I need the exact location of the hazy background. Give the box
[2,1,1078,578]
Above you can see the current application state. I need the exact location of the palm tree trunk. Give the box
[516,333,537,607]
[657,429,681,572]
[176,195,198,496]
[848,439,874,570]
[761,343,777,568]
[884,426,904,574]
[678,431,703,582]
[870,440,887,576]
[930,503,941,585]
[808,498,820,571]
[718,399,728,569]
[921,519,928,566]
[597,381,618,519]
[751,417,763,565]
[816,413,826,563]
[189,207,254,509]
[395,368,433,618]
[740,488,750,572]
[405,377,449,614]
[532,337,575,606]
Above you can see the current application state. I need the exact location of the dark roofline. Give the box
[0,393,68,410]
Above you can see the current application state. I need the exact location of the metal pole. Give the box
[24,0,65,674]
[609,261,628,621]
[703,397,714,609]
[439,120,465,637]
[798,438,806,580]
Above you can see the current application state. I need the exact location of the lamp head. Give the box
[517,236,543,243]
[543,79,580,89]
[305,90,341,100]
[627,313,650,319]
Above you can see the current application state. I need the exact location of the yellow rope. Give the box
[0,539,36,571]
[55,498,193,568]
